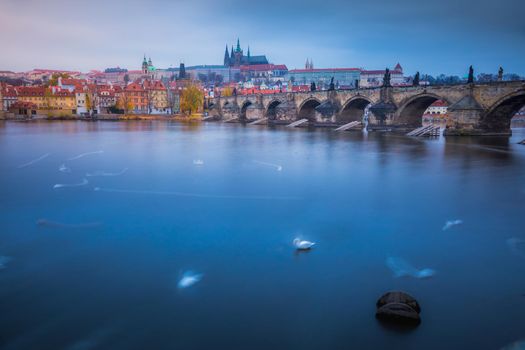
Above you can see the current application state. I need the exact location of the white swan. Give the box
[59,163,71,173]
[386,257,435,279]
[293,238,315,250]
[177,271,203,289]
[442,219,463,231]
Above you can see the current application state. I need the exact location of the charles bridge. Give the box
[208,80,525,136]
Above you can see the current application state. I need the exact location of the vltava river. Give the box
[1,121,524,350]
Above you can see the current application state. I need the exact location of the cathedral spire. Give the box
[224,45,230,66]
[247,46,250,58]
[236,38,241,52]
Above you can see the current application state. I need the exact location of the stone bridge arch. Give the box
[395,92,450,127]
[240,100,253,122]
[338,96,373,123]
[265,99,283,120]
[297,97,322,121]
[481,90,525,132]
[222,99,233,108]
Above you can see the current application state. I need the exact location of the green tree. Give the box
[413,72,420,86]
[85,93,92,112]
[180,84,204,115]
[467,66,474,84]
[48,73,70,86]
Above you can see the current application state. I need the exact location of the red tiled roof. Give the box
[61,78,86,86]
[16,86,46,96]
[2,86,18,97]
[125,82,144,91]
[52,90,74,97]
[429,100,448,107]
[142,80,166,90]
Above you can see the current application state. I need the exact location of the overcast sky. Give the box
[1,0,524,76]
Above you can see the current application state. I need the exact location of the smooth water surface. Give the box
[1,121,525,350]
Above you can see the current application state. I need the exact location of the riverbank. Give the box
[0,112,204,122]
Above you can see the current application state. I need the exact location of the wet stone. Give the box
[376,291,421,325]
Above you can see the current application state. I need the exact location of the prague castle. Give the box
[223,39,269,67]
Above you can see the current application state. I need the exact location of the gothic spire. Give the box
[247,46,250,58]
[236,38,241,52]
[224,45,230,65]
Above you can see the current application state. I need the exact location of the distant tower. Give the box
[148,57,153,70]
[309,59,314,70]
[142,54,148,74]
[178,62,186,80]
[223,45,230,66]
[247,46,251,60]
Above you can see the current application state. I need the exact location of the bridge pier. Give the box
[268,94,298,125]
[367,87,399,131]
[271,102,297,124]
[313,95,340,126]
[444,94,512,136]
[242,95,266,122]
[221,99,240,121]
[244,104,265,121]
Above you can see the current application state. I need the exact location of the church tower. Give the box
[178,62,186,80]
[223,45,230,66]
[142,54,148,74]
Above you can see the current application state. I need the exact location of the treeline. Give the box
[420,73,523,85]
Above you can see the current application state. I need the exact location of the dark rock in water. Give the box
[376,291,420,313]
[376,303,420,324]
[376,291,421,325]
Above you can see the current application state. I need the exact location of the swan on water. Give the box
[59,164,71,173]
[177,271,203,289]
[386,257,435,279]
[293,238,316,250]
[442,219,463,231]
